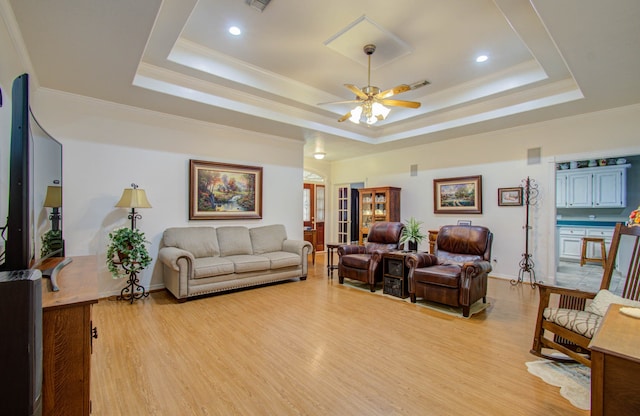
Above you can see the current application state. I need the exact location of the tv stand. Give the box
[38,256,98,415]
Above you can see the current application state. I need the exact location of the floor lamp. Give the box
[115,183,152,303]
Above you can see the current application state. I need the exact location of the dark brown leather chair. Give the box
[338,222,405,292]
[406,225,493,317]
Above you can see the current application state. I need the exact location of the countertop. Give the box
[556,220,623,227]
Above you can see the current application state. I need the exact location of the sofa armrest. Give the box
[338,244,366,256]
[158,246,195,271]
[282,239,313,257]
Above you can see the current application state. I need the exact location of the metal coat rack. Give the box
[511,176,541,288]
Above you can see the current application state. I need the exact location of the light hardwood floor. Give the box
[90,253,589,415]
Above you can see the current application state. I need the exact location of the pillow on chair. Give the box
[585,289,640,316]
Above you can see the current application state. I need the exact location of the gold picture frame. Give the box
[498,187,523,206]
[189,160,263,220]
[433,175,482,214]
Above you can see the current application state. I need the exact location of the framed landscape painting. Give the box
[189,160,263,220]
[498,187,524,206]
[433,175,482,214]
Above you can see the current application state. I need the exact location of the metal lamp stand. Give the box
[117,262,149,304]
[511,176,542,288]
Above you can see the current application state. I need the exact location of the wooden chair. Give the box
[530,223,640,367]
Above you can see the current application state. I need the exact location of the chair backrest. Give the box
[365,222,404,252]
[435,225,493,262]
[600,223,640,300]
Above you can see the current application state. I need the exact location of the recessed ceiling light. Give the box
[476,55,488,63]
[229,26,242,36]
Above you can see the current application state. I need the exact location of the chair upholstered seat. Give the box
[411,265,461,288]
[339,253,372,269]
[337,222,404,292]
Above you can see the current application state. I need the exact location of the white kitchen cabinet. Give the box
[567,172,592,207]
[558,226,617,266]
[593,169,625,207]
[558,227,586,261]
[556,165,629,208]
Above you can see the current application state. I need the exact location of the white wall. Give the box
[328,104,640,282]
[31,89,305,296]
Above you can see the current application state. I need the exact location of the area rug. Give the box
[341,279,489,318]
[526,359,590,410]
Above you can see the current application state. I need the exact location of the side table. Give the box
[326,243,341,278]
[382,251,412,298]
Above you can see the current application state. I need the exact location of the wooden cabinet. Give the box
[382,251,410,298]
[359,186,401,244]
[40,256,98,416]
[556,165,629,208]
[590,304,640,415]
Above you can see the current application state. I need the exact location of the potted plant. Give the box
[40,229,63,257]
[400,217,427,251]
[106,227,152,278]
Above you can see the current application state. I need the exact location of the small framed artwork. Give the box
[498,187,523,206]
[457,220,472,226]
[433,175,482,214]
[189,159,263,220]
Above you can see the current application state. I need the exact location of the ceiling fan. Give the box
[319,44,429,125]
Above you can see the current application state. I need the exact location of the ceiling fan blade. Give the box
[338,111,352,122]
[376,84,411,99]
[379,99,421,109]
[317,99,361,106]
[344,84,368,100]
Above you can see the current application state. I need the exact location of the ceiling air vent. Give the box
[245,0,271,12]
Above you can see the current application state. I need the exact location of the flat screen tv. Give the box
[0,73,67,282]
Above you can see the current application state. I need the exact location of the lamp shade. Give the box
[115,187,152,209]
[43,186,62,208]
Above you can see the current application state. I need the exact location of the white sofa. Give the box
[158,224,312,301]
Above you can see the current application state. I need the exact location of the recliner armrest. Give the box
[406,252,439,269]
[158,246,195,271]
[461,260,492,276]
[338,245,367,256]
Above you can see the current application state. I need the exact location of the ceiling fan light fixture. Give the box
[313,152,326,160]
[372,102,390,119]
[349,106,363,124]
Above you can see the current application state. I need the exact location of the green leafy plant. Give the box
[106,227,152,278]
[399,217,427,250]
[40,229,63,257]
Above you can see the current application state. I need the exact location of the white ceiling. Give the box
[5,0,640,161]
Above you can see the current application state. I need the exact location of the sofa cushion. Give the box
[163,227,220,258]
[225,255,271,273]
[193,257,235,279]
[250,224,287,254]
[217,226,253,256]
[261,251,301,269]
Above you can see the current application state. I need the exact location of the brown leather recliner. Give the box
[406,225,493,317]
[338,222,405,292]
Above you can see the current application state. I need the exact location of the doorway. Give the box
[303,182,325,252]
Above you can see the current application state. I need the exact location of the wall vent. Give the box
[246,0,271,12]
